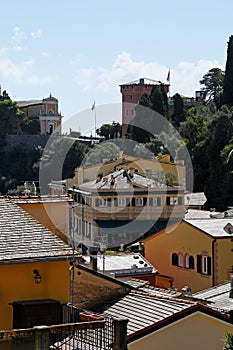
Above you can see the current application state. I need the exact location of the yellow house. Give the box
[143,214,233,293]
[98,289,233,350]
[68,166,185,251]
[7,195,72,243]
[17,93,63,135]
[0,198,75,330]
[68,153,185,188]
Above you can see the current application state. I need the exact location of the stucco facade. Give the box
[143,219,233,293]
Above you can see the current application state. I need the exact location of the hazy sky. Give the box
[0,0,232,134]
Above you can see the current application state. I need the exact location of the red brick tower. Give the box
[120,78,169,137]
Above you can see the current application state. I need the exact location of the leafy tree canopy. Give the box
[96,121,121,140]
[200,67,224,106]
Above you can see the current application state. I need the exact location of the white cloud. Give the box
[41,51,50,57]
[75,52,224,97]
[0,50,55,85]
[11,26,27,45]
[30,30,42,39]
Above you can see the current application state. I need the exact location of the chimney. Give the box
[90,255,98,272]
[181,285,192,298]
[230,276,233,298]
[139,78,144,85]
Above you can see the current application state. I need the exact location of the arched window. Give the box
[172,253,178,266]
[178,253,183,267]
[185,254,190,268]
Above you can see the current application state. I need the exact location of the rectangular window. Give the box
[125,108,128,116]
[170,197,178,206]
[118,198,126,207]
[135,198,144,206]
[202,256,208,274]
[99,198,108,207]
[152,197,161,206]
[197,254,211,275]
[131,108,134,115]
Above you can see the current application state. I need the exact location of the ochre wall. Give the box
[217,239,233,284]
[144,222,213,292]
[128,312,233,350]
[18,201,70,242]
[0,260,70,329]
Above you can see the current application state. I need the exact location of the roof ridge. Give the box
[130,289,196,304]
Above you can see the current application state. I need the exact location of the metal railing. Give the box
[0,305,128,350]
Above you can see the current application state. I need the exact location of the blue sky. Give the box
[0,0,232,134]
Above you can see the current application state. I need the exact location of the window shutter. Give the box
[149,198,153,206]
[95,198,99,207]
[126,198,130,207]
[189,256,194,269]
[172,253,178,266]
[207,256,212,275]
[157,197,161,206]
[178,197,183,205]
[114,198,118,207]
[197,255,201,273]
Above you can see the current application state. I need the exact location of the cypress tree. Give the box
[223,35,233,106]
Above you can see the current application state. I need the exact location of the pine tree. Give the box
[223,35,233,106]
[171,93,186,128]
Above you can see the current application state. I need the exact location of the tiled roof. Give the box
[184,209,219,219]
[6,195,72,204]
[193,281,233,313]
[125,278,182,297]
[102,291,195,335]
[0,199,73,262]
[79,169,169,192]
[185,192,207,206]
[120,78,165,86]
[184,218,233,237]
[16,100,42,108]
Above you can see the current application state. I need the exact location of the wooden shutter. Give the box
[95,198,99,207]
[197,255,202,273]
[172,253,178,266]
[207,256,212,275]
[178,197,183,205]
[189,256,194,269]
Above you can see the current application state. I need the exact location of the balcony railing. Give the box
[0,304,128,350]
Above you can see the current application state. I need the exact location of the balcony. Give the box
[0,304,128,350]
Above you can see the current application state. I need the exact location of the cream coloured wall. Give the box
[128,312,233,350]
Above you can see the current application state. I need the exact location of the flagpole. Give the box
[167,68,171,99]
[94,108,96,137]
[91,101,96,137]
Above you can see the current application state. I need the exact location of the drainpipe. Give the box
[212,239,216,286]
